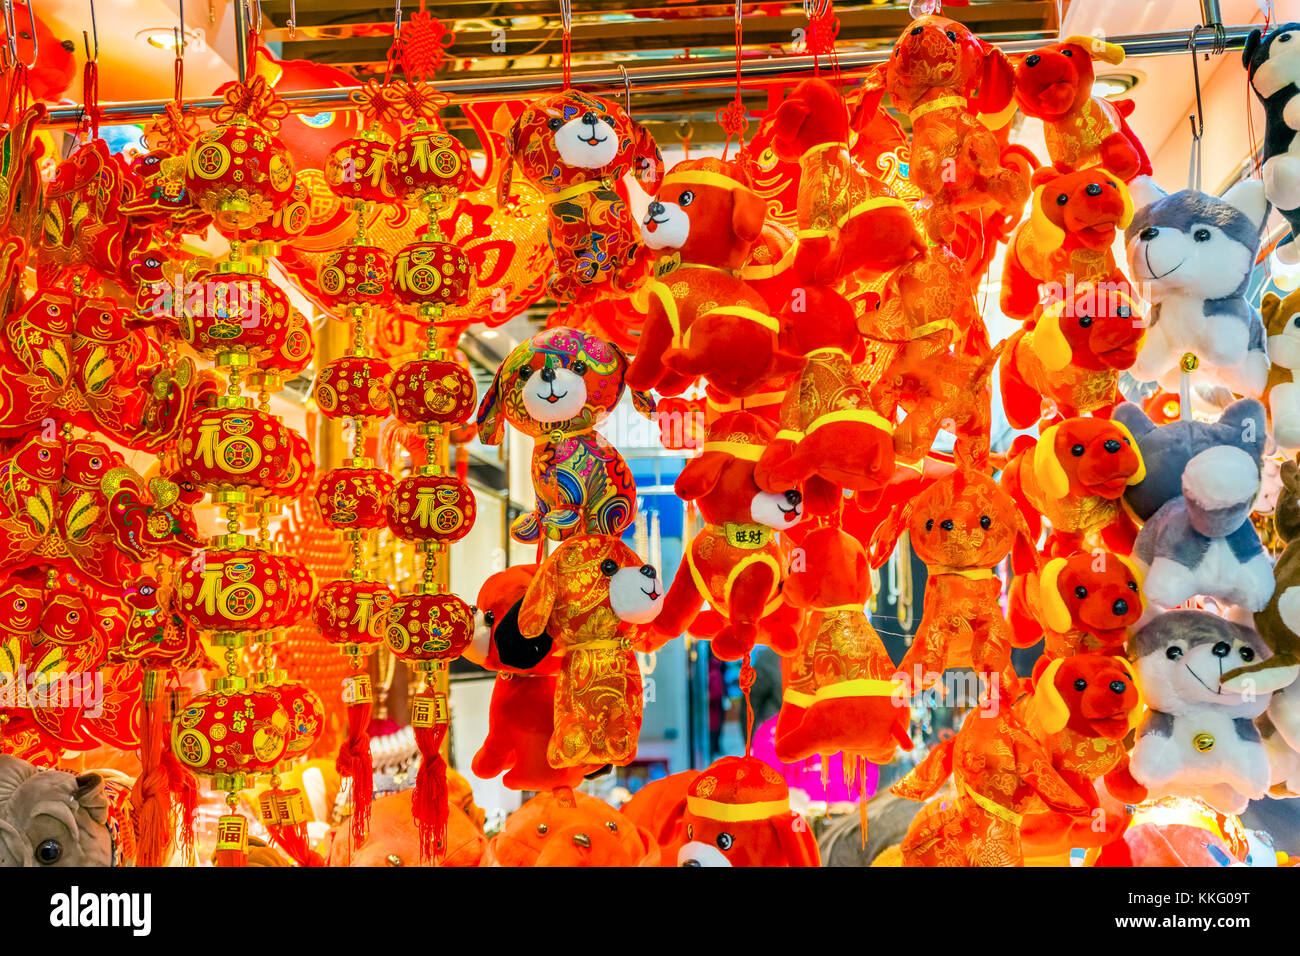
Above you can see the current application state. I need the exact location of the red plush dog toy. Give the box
[769,77,924,286]
[999,281,1145,430]
[650,411,805,660]
[1012,35,1151,182]
[866,14,1028,244]
[999,417,1146,567]
[465,565,586,792]
[775,526,912,764]
[628,157,803,399]
[487,788,660,866]
[999,164,1134,320]
[501,89,662,305]
[663,756,821,867]
[1008,550,1146,657]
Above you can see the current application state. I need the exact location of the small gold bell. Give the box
[1193,732,1215,753]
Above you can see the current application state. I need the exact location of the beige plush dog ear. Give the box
[609,342,656,419]
[1064,34,1126,66]
[1114,656,1146,729]
[517,555,559,638]
[1031,426,1070,501]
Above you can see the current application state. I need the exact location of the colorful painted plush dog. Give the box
[1008,550,1145,657]
[500,89,662,305]
[476,326,653,545]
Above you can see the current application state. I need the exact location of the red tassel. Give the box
[413,719,449,863]
[335,697,373,844]
[265,823,326,867]
[130,677,172,867]
[161,746,199,864]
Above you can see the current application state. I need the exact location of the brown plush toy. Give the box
[0,755,115,866]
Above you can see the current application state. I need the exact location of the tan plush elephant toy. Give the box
[0,755,114,866]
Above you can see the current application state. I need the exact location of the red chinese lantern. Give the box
[317,244,393,318]
[314,464,395,530]
[172,687,291,780]
[176,548,296,635]
[173,400,293,494]
[266,680,325,758]
[184,116,295,235]
[388,355,476,425]
[325,132,396,204]
[390,240,473,322]
[267,429,316,502]
[177,271,295,365]
[385,473,476,543]
[313,355,392,419]
[313,580,394,648]
[385,123,471,215]
[385,591,474,664]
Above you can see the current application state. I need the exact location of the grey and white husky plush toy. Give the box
[1128,610,1298,815]
[1244,22,1300,266]
[1125,179,1270,398]
[1115,398,1275,612]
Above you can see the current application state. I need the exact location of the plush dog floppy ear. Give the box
[1114,655,1146,730]
[1032,426,1070,500]
[517,555,560,639]
[732,188,768,247]
[1242,28,1263,71]
[1028,656,1070,734]
[1112,420,1147,485]
[674,450,729,501]
[773,812,821,867]
[1037,557,1074,634]
[972,41,1017,120]
[1063,34,1126,66]
[474,362,511,445]
[868,501,913,569]
[1032,300,1074,372]
[629,118,664,192]
[609,342,657,419]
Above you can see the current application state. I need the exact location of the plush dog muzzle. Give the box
[641,199,690,250]
[609,564,664,623]
[677,841,732,867]
[553,111,619,169]
[751,489,804,528]
[521,364,588,423]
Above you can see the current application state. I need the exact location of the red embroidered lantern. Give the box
[266,680,325,757]
[267,429,316,502]
[313,355,392,419]
[174,400,293,493]
[390,240,473,319]
[325,133,396,204]
[176,548,296,635]
[385,473,476,542]
[388,356,476,425]
[171,687,291,782]
[385,124,471,212]
[384,591,474,663]
[177,272,295,364]
[314,463,395,530]
[313,580,394,648]
[277,552,317,627]
[184,116,295,234]
[317,244,393,316]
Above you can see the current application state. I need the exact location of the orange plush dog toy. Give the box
[1012,36,1151,182]
[999,165,1134,320]
[775,526,912,764]
[999,281,1145,429]
[464,565,585,792]
[999,417,1146,567]
[650,411,805,660]
[501,89,662,305]
[486,788,660,866]
[666,756,821,867]
[628,157,803,399]
[769,77,924,285]
[1008,550,1145,657]
[870,14,1028,243]
[517,534,664,771]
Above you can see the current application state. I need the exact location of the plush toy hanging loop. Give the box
[560,0,573,89]
[1187,26,1207,193]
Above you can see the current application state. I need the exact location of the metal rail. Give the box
[36,23,1260,130]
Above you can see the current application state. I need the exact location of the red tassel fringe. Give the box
[413,720,449,863]
[335,698,373,844]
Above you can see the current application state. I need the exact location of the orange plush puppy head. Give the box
[487,788,659,866]
[676,410,805,530]
[324,789,486,867]
[771,77,850,160]
[1026,653,1144,741]
[640,157,767,271]
[1038,551,1145,646]
[1034,282,1145,373]
[885,15,1016,114]
[1028,165,1133,252]
[783,526,870,609]
[1035,418,1145,501]
[883,469,1023,571]
[674,756,820,867]
[1013,36,1127,120]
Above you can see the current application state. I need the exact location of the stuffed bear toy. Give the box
[999,164,1133,321]
[500,89,662,305]
[0,756,115,866]
[464,565,586,793]
[1012,36,1151,182]
[1113,398,1273,611]
[1008,549,1146,657]
[871,468,1029,693]
[1243,22,1300,265]
[998,416,1146,568]
[476,326,653,545]
[486,788,660,867]
[773,526,912,765]
[769,77,924,286]
[1261,289,1300,452]
[1128,610,1298,815]
[1124,179,1271,399]
[865,14,1028,244]
[754,285,895,509]
[1016,653,1147,855]
[516,534,664,771]
[649,411,806,661]
[999,281,1145,430]
[664,755,821,867]
[626,157,804,399]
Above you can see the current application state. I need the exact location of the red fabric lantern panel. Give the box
[325,136,396,204]
[385,474,476,542]
[385,127,471,205]
[178,273,295,363]
[268,429,316,502]
[314,466,395,530]
[174,403,293,493]
[184,118,295,233]
[313,355,392,419]
[244,178,313,245]
[391,240,473,310]
[384,591,474,663]
[278,553,317,627]
[176,548,295,633]
[313,579,394,647]
[266,681,325,757]
[388,357,476,425]
[317,245,393,313]
[171,688,290,777]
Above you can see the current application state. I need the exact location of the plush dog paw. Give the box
[1140,557,1199,609]
[711,622,758,661]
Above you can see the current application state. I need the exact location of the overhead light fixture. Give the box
[136,28,206,52]
[479,329,499,340]
[1092,72,1140,98]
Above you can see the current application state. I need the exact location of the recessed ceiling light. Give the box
[136,28,205,52]
[1092,72,1140,98]
[480,329,499,340]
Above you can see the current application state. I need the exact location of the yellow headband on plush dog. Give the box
[660,170,749,193]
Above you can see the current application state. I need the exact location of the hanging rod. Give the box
[35,24,1258,130]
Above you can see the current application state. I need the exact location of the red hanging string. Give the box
[739,652,756,756]
[560,0,573,89]
[716,0,748,159]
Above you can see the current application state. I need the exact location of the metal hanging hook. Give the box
[1187,25,1206,192]
[4,0,38,69]
[617,62,630,116]
[395,0,402,38]
[82,0,98,64]
[286,0,295,40]
[176,0,186,55]
[2,1,20,68]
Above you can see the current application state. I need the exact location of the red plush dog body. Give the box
[770,77,924,285]
[1000,165,1134,320]
[1013,36,1151,182]
[999,282,1145,429]
[650,412,805,660]
[775,527,912,764]
[628,158,803,399]
[1008,550,1145,657]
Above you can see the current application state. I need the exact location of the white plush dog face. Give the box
[1268,314,1300,371]
[1138,632,1266,710]
[1252,29,1300,98]
[677,841,731,867]
[641,197,690,250]
[553,112,620,170]
[750,489,804,529]
[521,366,588,423]
[608,564,664,624]
[1128,219,1254,300]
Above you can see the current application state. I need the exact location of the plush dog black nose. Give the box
[1103,439,1121,453]
[581,110,597,125]
[540,367,556,383]
[910,26,923,35]
[1109,680,1127,694]
[572,833,591,848]
[1112,598,1128,615]
[681,859,702,867]
[1139,226,1159,240]
[640,564,657,579]
[648,201,665,216]
[1086,183,1102,196]
[785,490,802,505]
[1025,53,1040,66]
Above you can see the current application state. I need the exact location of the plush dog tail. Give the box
[891,737,955,802]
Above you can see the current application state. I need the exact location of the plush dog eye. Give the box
[1056,193,1069,206]
[537,824,549,834]
[1294,316,1300,329]
[1117,306,1131,318]
[547,118,563,131]
[679,190,695,206]
[980,515,991,529]
[1070,443,1085,457]
[1212,641,1231,658]
[940,519,954,531]
[1241,646,1256,662]
[925,519,934,531]
[36,839,61,864]
[945,30,957,41]
[518,366,533,381]
[1062,48,1073,56]
[1109,680,1127,694]
[600,559,619,576]
[606,821,618,832]
[1166,646,1183,660]
[1078,314,1093,328]
[1075,586,1088,599]
[1127,581,1138,592]
[483,610,495,627]
[571,360,588,375]
[1194,228,1211,242]
[1073,678,1087,691]
[717,832,734,850]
